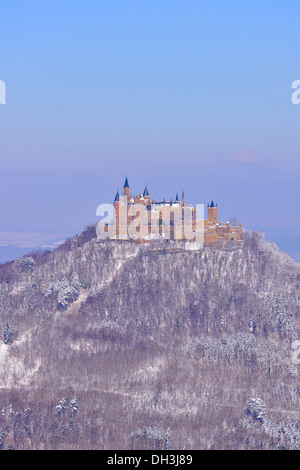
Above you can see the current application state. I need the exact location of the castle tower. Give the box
[207,201,217,225]
[114,189,120,237]
[114,189,120,203]
[143,183,150,205]
[181,191,185,207]
[123,176,130,203]
[124,176,130,196]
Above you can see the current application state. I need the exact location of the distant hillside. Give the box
[0,225,300,450]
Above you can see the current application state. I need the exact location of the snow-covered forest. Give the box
[0,225,300,449]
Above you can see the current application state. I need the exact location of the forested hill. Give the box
[0,225,300,450]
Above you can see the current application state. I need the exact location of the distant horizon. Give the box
[0,223,299,265]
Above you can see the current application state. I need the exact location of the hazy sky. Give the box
[0,1,300,258]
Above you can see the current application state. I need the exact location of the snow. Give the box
[0,342,8,365]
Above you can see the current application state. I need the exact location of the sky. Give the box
[0,1,300,261]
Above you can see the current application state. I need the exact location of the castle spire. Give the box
[123,176,130,199]
[114,189,120,202]
[143,183,149,197]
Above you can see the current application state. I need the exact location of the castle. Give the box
[99,177,243,246]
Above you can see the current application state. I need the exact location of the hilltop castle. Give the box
[99,177,243,246]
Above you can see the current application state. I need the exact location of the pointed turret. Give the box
[123,176,130,200]
[114,189,120,202]
[143,183,149,197]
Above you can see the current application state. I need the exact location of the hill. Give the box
[0,225,299,450]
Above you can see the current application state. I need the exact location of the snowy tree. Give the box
[247,398,266,422]
[51,273,81,307]
[2,322,13,345]
[69,397,79,417]
[15,256,35,270]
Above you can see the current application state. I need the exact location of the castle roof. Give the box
[114,190,120,202]
[124,177,129,188]
[143,184,149,197]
